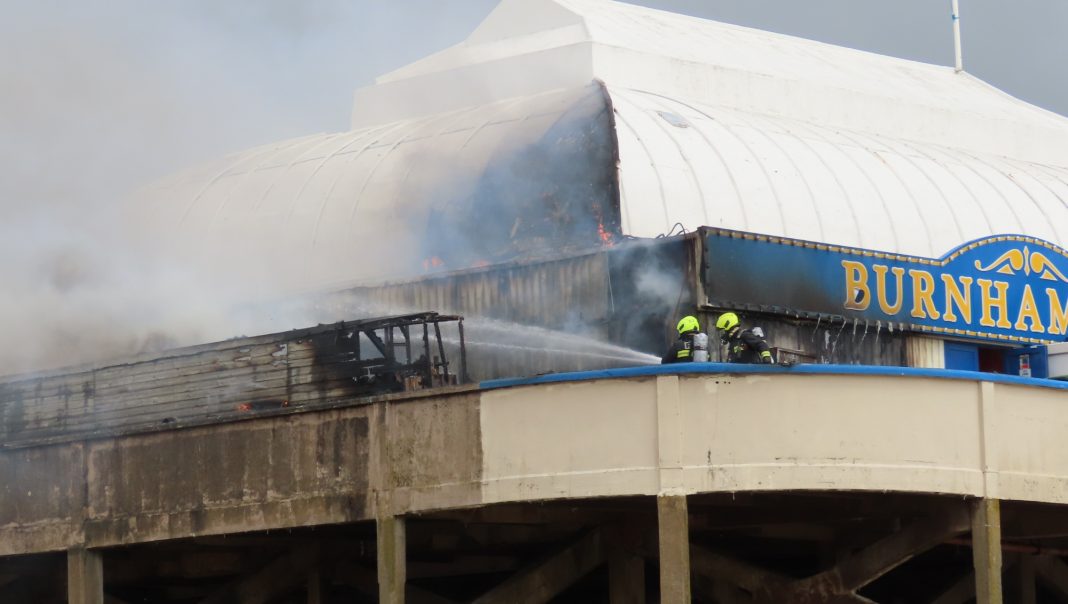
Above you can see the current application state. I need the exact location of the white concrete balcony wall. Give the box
[477,371,1068,507]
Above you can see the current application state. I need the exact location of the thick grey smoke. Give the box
[0,0,496,375]
[4,0,1063,376]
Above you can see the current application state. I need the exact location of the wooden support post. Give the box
[971,499,1003,604]
[609,550,645,604]
[1015,556,1036,604]
[307,569,326,604]
[608,523,645,604]
[657,494,691,604]
[68,547,104,604]
[378,515,407,604]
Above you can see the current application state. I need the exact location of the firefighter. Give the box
[716,312,774,364]
[661,315,709,364]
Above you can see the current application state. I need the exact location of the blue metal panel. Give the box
[704,228,1068,345]
[944,342,979,372]
[480,363,1068,392]
[1004,346,1049,379]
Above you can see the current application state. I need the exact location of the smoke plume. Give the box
[0,0,499,375]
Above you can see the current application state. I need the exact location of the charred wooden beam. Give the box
[1014,555,1037,604]
[608,551,644,604]
[683,506,970,603]
[688,543,791,596]
[1002,503,1068,540]
[196,544,320,604]
[457,318,468,383]
[691,573,751,604]
[779,505,969,602]
[471,529,605,604]
[0,312,469,449]
[105,551,251,584]
[334,561,456,604]
[607,522,645,604]
[306,570,326,604]
[1034,555,1068,599]
[930,571,976,604]
[408,556,522,579]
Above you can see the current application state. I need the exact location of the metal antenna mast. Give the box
[951,0,964,72]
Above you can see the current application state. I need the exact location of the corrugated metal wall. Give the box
[345,252,613,330]
[326,235,708,380]
[329,253,619,381]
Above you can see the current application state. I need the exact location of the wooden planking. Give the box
[0,324,388,449]
[1,381,363,448]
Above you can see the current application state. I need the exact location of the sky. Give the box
[1,0,1063,224]
[4,0,1064,190]
[0,0,1064,372]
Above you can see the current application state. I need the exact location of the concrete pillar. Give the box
[377,515,406,604]
[306,569,326,604]
[971,499,1003,604]
[67,547,103,604]
[657,494,691,604]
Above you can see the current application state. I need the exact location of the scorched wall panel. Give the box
[83,409,373,548]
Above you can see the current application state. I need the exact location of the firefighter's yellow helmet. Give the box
[676,315,700,335]
[715,312,740,332]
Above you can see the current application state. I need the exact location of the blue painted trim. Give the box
[479,363,1068,392]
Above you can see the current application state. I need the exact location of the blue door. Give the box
[944,342,979,371]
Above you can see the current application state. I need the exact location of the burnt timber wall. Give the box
[0,322,433,450]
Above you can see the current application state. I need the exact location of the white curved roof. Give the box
[138,0,1068,290]
[358,0,1068,166]
[610,86,1068,256]
[137,86,617,287]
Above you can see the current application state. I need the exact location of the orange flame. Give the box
[597,221,614,246]
[422,256,446,271]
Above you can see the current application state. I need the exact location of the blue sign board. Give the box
[704,229,1068,344]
